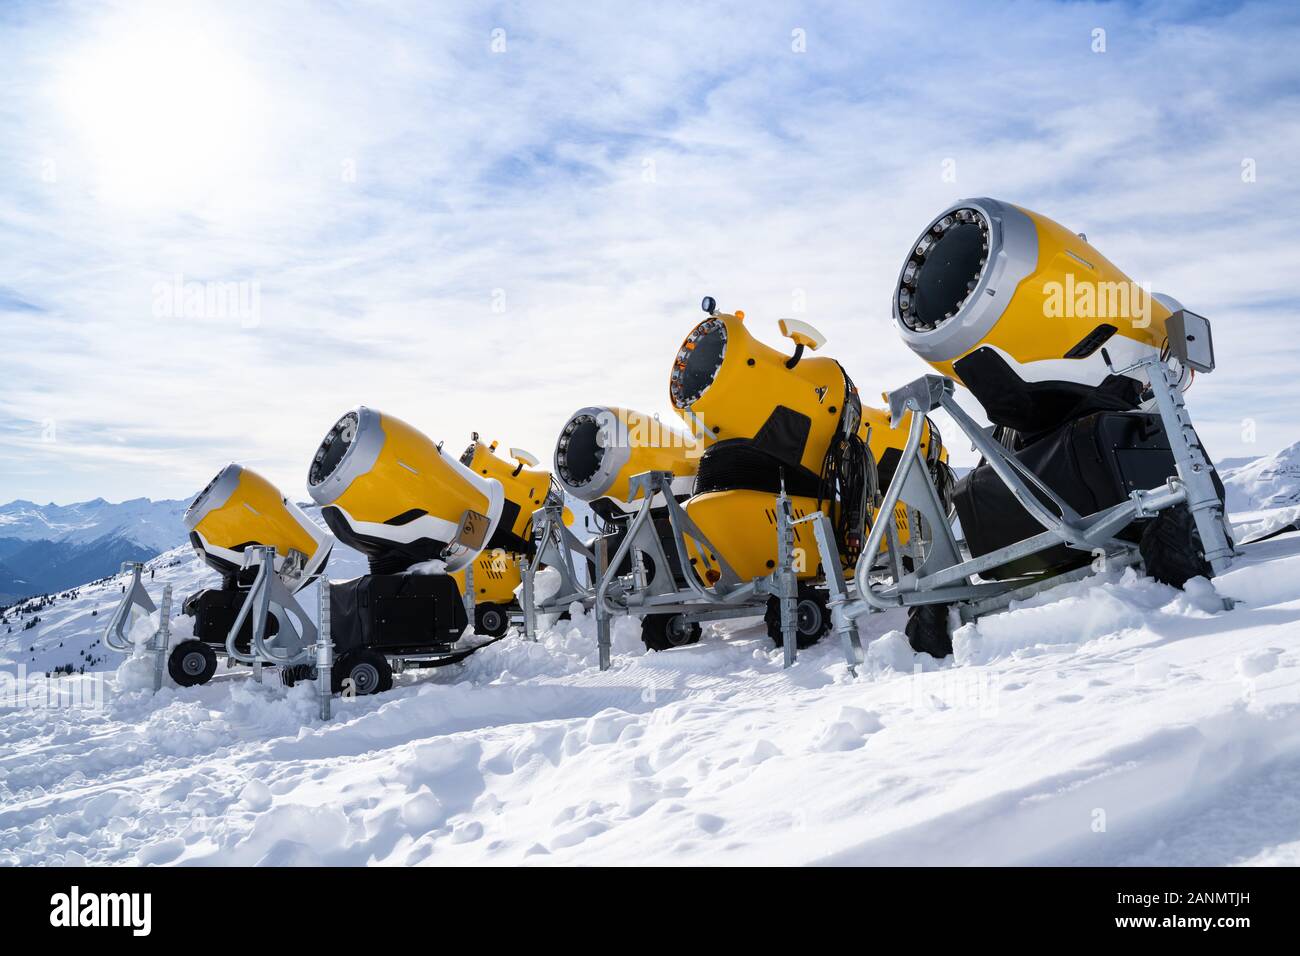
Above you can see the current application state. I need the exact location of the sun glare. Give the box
[58,6,265,213]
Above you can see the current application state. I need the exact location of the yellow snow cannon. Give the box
[861,403,955,544]
[554,406,700,507]
[670,302,852,477]
[862,198,1234,661]
[302,407,513,695]
[893,197,1185,435]
[450,547,523,637]
[306,407,504,574]
[173,463,333,687]
[671,298,874,578]
[447,433,555,637]
[184,463,331,590]
[654,297,877,649]
[546,405,701,612]
[458,433,551,555]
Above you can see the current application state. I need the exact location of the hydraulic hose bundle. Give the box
[815,365,872,563]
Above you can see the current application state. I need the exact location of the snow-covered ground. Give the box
[3,495,1300,865]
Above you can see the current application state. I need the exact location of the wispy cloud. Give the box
[2,0,1299,502]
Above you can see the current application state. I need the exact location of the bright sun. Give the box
[57,5,265,213]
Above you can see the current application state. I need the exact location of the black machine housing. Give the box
[328,572,469,657]
[954,410,1223,580]
[183,586,278,654]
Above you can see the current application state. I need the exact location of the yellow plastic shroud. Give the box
[462,439,550,541]
[592,407,699,504]
[330,411,496,535]
[451,548,523,605]
[190,466,323,576]
[937,206,1172,382]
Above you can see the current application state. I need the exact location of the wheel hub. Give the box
[667,616,692,645]
[797,599,822,635]
[352,662,379,693]
[182,652,207,675]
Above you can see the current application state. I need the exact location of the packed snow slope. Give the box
[2,498,1300,865]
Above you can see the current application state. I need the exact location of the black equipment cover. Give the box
[328,572,468,656]
[953,411,1206,579]
[183,586,278,652]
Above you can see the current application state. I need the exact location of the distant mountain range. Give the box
[0,497,190,603]
[1220,441,1300,513]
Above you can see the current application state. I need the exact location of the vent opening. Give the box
[309,411,359,487]
[898,207,990,332]
[556,414,604,487]
[670,318,727,408]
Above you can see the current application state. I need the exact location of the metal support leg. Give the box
[1145,360,1235,576]
[521,556,537,641]
[884,511,906,583]
[152,585,172,692]
[463,560,476,620]
[595,602,612,671]
[775,488,798,668]
[104,561,157,653]
[807,513,864,674]
[909,506,926,567]
[595,536,611,670]
[316,581,333,721]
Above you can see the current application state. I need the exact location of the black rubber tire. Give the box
[475,603,510,638]
[279,663,316,688]
[764,585,832,649]
[332,649,394,696]
[906,603,953,659]
[640,613,702,652]
[1140,504,1217,588]
[168,640,217,687]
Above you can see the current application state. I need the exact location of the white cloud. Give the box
[2,0,1299,502]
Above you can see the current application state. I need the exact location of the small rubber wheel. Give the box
[332,649,394,696]
[475,603,510,638]
[1140,504,1219,587]
[765,585,832,649]
[640,613,701,652]
[279,663,316,688]
[906,603,953,659]
[169,640,217,687]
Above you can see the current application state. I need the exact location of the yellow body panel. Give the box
[452,549,522,605]
[672,313,848,476]
[463,440,550,539]
[683,489,921,581]
[334,411,492,526]
[683,490,828,582]
[860,405,952,550]
[193,467,317,559]
[605,407,699,503]
[860,405,946,468]
[933,206,1172,381]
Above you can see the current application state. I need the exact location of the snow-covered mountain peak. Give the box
[1222,440,1300,512]
[0,495,190,552]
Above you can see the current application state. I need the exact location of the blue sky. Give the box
[2,0,1299,503]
